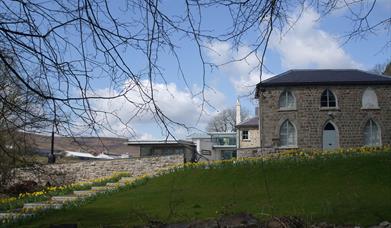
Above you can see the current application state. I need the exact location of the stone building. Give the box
[236,69,391,157]
[235,99,260,155]
[236,116,259,155]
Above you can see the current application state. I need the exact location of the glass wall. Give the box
[221,150,237,160]
[140,145,184,157]
[211,134,236,146]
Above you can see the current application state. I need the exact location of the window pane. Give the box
[280,120,296,147]
[281,122,288,132]
[321,100,328,107]
[321,89,336,107]
[328,91,336,107]
[324,123,335,130]
[287,93,294,107]
[279,91,295,108]
[279,92,287,108]
[287,132,294,145]
[321,92,328,107]
[362,88,379,109]
[279,94,286,107]
[364,120,380,146]
[280,136,287,146]
[242,131,248,140]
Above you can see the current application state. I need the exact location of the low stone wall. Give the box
[237,147,276,158]
[13,155,183,186]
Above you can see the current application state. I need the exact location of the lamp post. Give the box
[48,102,56,164]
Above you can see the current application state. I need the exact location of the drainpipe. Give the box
[236,98,241,151]
[259,88,265,152]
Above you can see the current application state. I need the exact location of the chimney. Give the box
[236,98,241,124]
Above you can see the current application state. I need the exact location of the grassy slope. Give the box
[17,152,391,227]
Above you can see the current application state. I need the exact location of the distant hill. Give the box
[21,133,139,157]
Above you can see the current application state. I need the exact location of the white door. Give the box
[323,123,338,149]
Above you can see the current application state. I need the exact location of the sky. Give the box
[84,1,391,140]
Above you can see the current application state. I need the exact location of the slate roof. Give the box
[259,69,391,87]
[255,69,391,98]
[236,117,259,128]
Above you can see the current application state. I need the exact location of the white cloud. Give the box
[206,41,274,95]
[86,80,226,138]
[205,6,361,95]
[271,7,361,69]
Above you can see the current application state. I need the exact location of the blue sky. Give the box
[84,1,390,139]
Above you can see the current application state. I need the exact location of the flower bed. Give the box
[2,146,390,224]
[157,145,391,173]
[13,146,391,227]
[0,172,129,212]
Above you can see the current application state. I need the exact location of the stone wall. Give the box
[259,85,391,149]
[13,155,183,186]
[238,128,260,148]
[237,147,276,158]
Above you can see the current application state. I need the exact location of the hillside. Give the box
[16,150,391,227]
[21,133,139,157]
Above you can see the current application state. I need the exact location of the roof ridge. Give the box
[290,69,358,71]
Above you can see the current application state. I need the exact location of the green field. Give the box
[16,151,391,227]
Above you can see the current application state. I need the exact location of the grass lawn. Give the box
[16,151,391,227]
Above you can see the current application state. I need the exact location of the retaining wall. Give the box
[13,155,183,186]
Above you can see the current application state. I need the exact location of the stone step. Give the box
[73,190,96,197]
[118,177,134,183]
[51,196,79,202]
[106,182,125,187]
[0,212,32,220]
[90,186,115,191]
[23,202,63,210]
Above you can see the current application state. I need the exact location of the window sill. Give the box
[361,107,380,110]
[363,143,382,147]
[319,107,340,111]
[278,108,297,112]
[278,146,298,149]
[242,139,251,142]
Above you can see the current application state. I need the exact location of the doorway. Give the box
[323,122,338,149]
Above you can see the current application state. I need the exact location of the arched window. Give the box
[279,90,295,109]
[362,88,379,109]
[321,89,336,108]
[279,120,296,147]
[364,119,381,146]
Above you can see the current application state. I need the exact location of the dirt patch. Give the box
[136,214,390,228]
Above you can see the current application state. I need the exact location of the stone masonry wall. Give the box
[13,155,183,186]
[238,128,260,148]
[259,85,391,149]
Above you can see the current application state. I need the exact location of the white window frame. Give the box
[320,89,338,108]
[278,90,296,110]
[364,119,381,146]
[279,120,297,148]
[242,130,250,141]
[362,88,379,109]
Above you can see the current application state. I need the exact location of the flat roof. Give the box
[212,145,237,149]
[126,140,194,146]
[188,132,236,139]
